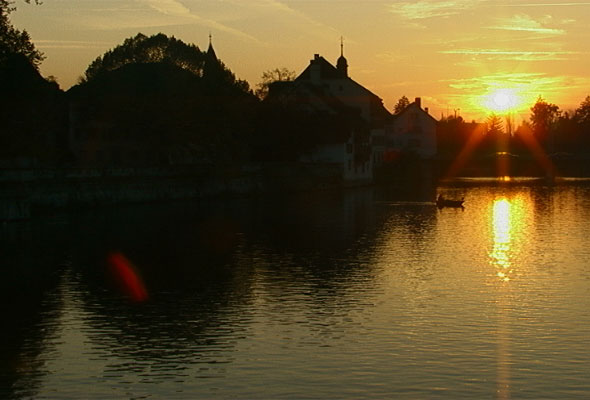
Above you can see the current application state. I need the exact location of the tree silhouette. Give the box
[1,53,66,165]
[0,0,44,67]
[486,113,504,136]
[530,96,560,147]
[255,67,296,99]
[575,96,590,125]
[393,95,410,114]
[82,32,250,94]
[69,33,258,166]
[82,33,208,82]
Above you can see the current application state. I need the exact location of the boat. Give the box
[436,196,464,208]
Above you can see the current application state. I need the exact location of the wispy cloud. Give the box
[445,72,556,90]
[445,73,590,100]
[224,0,341,41]
[487,14,565,35]
[389,0,483,20]
[440,49,580,61]
[502,2,590,7]
[139,0,262,44]
[144,0,192,16]
[35,40,112,49]
[440,72,587,116]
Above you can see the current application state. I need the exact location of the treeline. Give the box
[67,33,259,167]
[1,28,293,167]
[4,1,590,170]
[437,96,590,159]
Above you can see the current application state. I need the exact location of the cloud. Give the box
[443,73,590,101]
[438,72,588,117]
[445,72,550,90]
[144,0,192,16]
[389,0,483,20]
[35,40,112,49]
[440,49,580,61]
[487,14,565,35]
[223,0,340,40]
[65,0,259,45]
[502,2,590,7]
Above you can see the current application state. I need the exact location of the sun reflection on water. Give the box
[488,195,530,400]
[491,199,513,281]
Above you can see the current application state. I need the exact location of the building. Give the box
[385,97,437,160]
[266,44,391,183]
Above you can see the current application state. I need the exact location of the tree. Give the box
[83,33,207,82]
[255,67,296,99]
[574,96,590,125]
[0,0,44,68]
[530,96,560,146]
[393,95,410,114]
[486,113,504,136]
[482,113,509,153]
[81,32,251,94]
[1,52,66,165]
[70,33,259,166]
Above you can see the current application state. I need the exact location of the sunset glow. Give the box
[9,0,590,121]
[483,89,520,113]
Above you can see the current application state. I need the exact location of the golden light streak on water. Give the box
[491,199,513,282]
[490,198,514,400]
[488,196,531,400]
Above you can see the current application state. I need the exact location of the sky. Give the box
[10,0,590,122]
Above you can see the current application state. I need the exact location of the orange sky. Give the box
[11,0,590,122]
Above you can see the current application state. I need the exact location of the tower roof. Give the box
[336,37,348,77]
[207,33,217,60]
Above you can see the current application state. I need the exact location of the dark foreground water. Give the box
[2,179,590,399]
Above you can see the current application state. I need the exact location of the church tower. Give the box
[336,37,348,78]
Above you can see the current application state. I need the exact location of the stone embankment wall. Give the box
[0,164,344,221]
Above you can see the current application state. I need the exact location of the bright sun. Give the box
[482,88,521,113]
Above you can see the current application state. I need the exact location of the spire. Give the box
[336,36,348,78]
[207,32,217,60]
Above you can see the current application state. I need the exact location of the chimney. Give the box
[425,107,429,114]
[415,97,421,108]
[310,54,321,84]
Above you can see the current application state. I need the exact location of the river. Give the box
[2,178,590,399]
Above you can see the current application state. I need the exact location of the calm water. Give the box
[2,179,590,399]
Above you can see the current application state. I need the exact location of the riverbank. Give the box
[0,163,348,221]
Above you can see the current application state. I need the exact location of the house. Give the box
[266,47,391,183]
[385,97,437,159]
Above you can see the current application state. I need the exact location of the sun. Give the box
[482,88,521,113]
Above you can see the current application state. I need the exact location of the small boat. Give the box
[436,196,464,208]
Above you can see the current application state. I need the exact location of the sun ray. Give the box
[443,122,487,179]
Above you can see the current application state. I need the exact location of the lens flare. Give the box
[107,252,148,302]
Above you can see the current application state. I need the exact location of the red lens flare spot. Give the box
[107,252,148,302]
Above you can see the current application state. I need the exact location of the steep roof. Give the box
[392,100,437,123]
[295,54,391,124]
[267,80,359,116]
[295,55,342,81]
[207,34,217,60]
